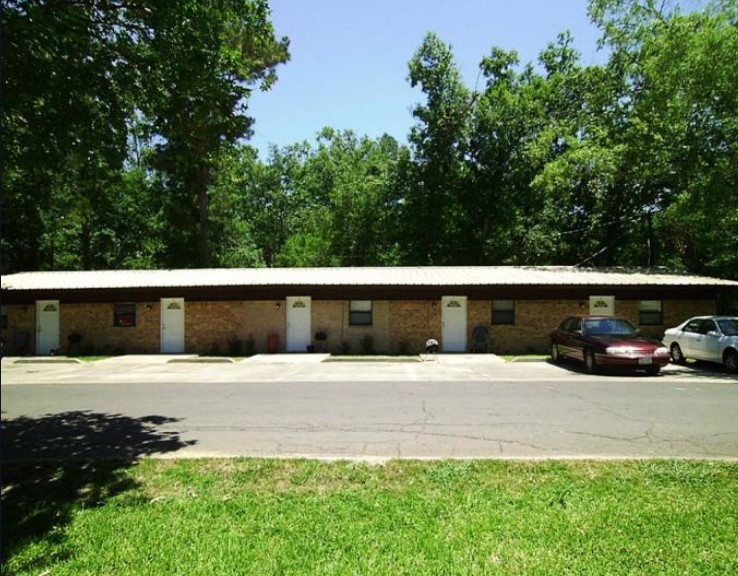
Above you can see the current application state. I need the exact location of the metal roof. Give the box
[2,266,737,291]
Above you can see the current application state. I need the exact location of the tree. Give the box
[402,33,473,264]
[1,0,289,272]
[2,0,140,271]
[205,145,264,267]
[468,46,548,264]
[139,0,289,267]
[251,130,404,267]
[586,0,738,277]
[640,5,738,278]
[307,129,403,266]
[523,32,630,266]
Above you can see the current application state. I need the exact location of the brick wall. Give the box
[1,297,719,356]
[61,302,161,354]
[487,300,580,354]
[2,305,36,355]
[388,301,441,354]
[187,301,284,354]
[615,299,716,340]
[1,303,161,355]
[313,301,391,354]
[488,299,717,354]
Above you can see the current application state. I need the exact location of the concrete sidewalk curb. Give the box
[2,352,510,365]
[168,357,236,364]
[11,357,83,364]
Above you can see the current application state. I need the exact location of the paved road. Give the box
[2,355,737,461]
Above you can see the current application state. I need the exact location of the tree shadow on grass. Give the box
[1,410,196,571]
[548,359,737,380]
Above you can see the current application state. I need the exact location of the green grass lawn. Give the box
[2,459,737,575]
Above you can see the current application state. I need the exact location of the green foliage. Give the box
[402,33,474,264]
[2,0,736,279]
[139,0,289,267]
[2,0,289,271]
[207,146,265,267]
[254,129,405,267]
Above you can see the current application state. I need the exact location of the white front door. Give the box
[160,298,185,353]
[36,300,60,355]
[441,296,467,352]
[286,296,311,352]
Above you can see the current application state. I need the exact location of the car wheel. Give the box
[584,349,597,374]
[670,343,686,365]
[551,343,560,364]
[645,365,661,376]
[724,350,738,374]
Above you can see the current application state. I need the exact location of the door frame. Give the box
[441,296,467,352]
[286,296,312,352]
[36,300,60,355]
[160,297,185,353]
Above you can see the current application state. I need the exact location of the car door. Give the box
[694,319,721,362]
[678,319,703,358]
[562,317,583,361]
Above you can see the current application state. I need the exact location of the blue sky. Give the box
[247,0,606,158]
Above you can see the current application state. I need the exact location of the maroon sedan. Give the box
[550,315,670,375]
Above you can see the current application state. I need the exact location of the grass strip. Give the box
[2,459,736,575]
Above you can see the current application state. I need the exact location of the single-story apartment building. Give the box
[2,266,737,356]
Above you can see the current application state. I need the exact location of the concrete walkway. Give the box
[1,353,512,385]
[3,353,735,386]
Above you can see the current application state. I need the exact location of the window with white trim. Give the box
[492,300,515,325]
[639,300,663,326]
[349,301,372,326]
[114,303,137,327]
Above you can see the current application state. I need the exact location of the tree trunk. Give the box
[196,165,211,267]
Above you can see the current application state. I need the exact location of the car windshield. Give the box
[583,318,638,337]
[717,319,738,336]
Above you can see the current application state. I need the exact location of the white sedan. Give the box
[663,316,738,373]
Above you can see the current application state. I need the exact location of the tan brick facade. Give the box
[312,300,392,354]
[388,301,440,354]
[2,305,35,355]
[186,301,285,355]
[61,302,161,354]
[1,297,718,356]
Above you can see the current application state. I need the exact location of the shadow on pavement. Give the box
[547,359,737,380]
[656,361,738,381]
[1,410,195,571]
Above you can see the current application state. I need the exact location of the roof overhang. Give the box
[2,267,737,304]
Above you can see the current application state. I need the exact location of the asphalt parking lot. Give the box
[3,354,737,460]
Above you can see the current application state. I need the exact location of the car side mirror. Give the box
[707,330,720,337]
[574,329,582,336]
